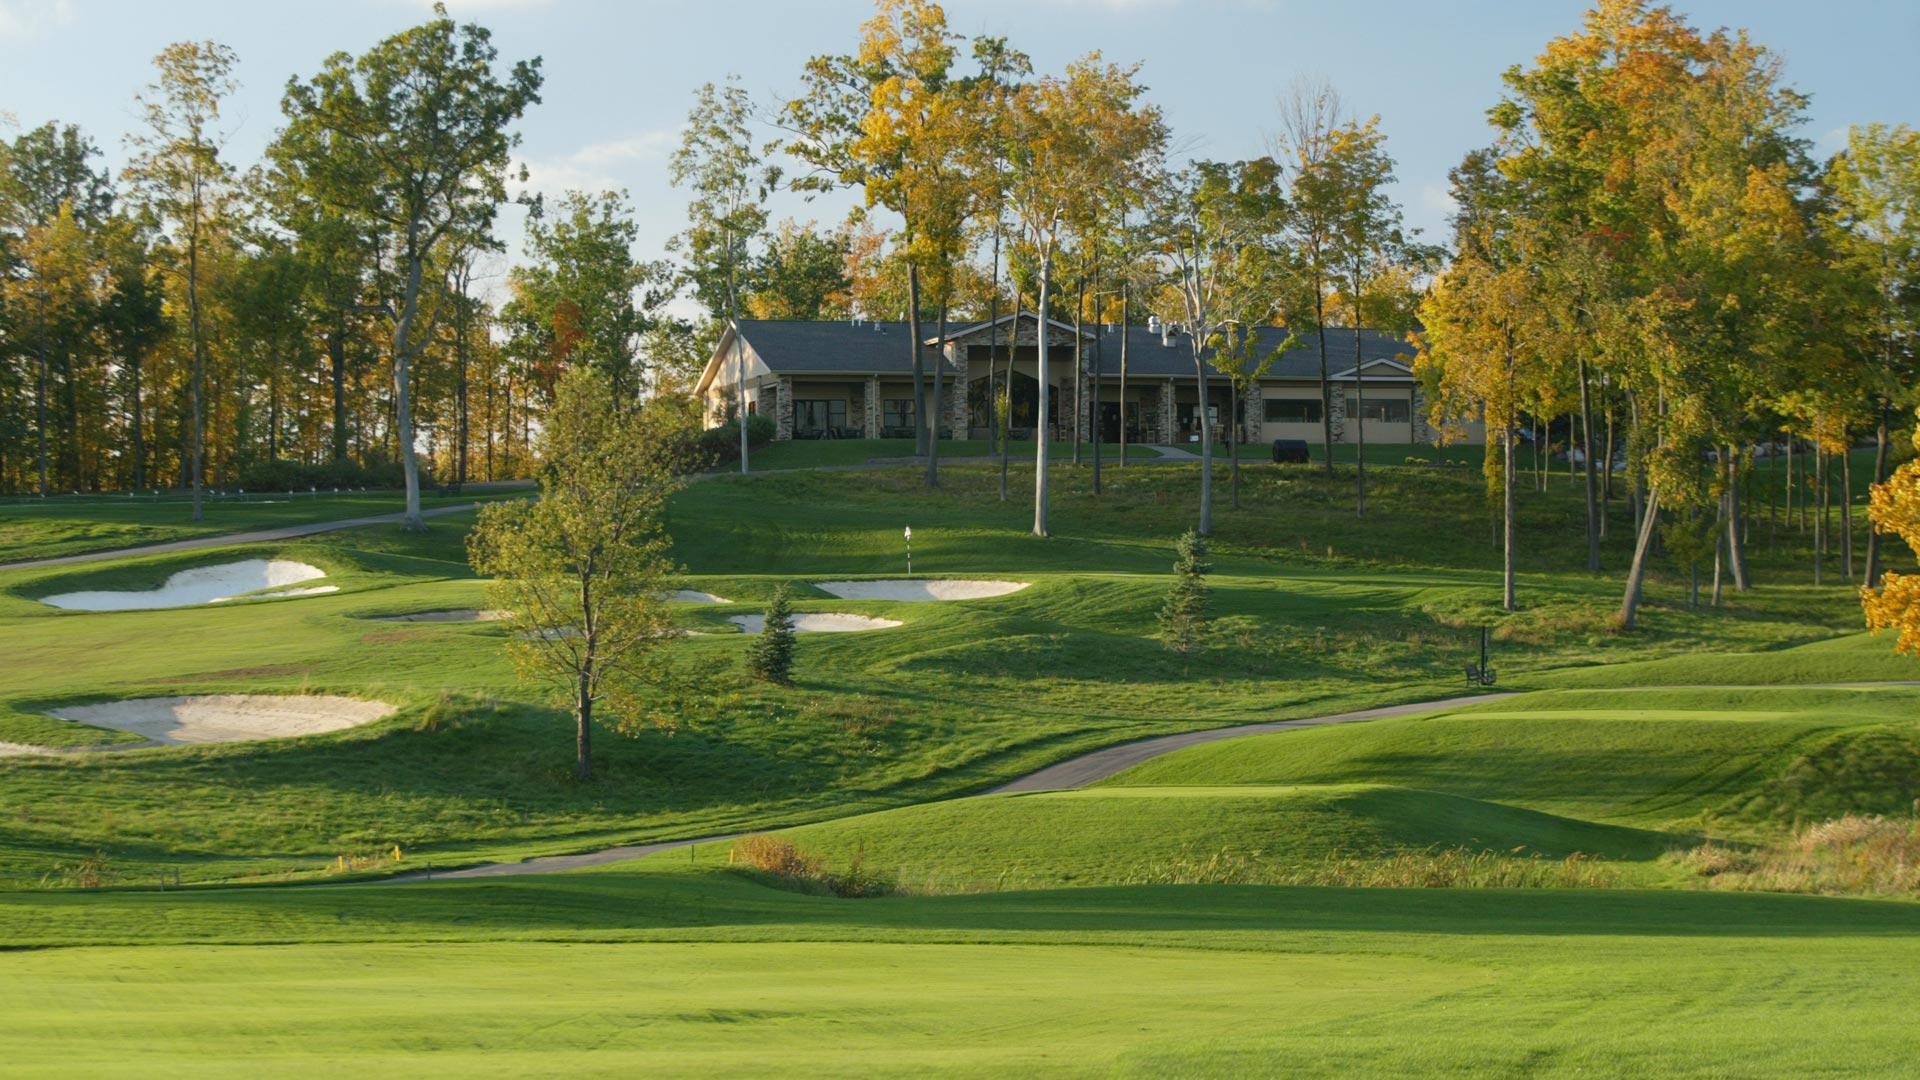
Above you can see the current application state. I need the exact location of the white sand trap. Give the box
[729,612,903,634]
[667,590,732,604]
[377,609,510,623]
[814,579,1029,602]
[44,694,396,746]
[40,560,334,611]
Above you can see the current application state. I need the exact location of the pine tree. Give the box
[748,584,797,684]
[1159,530,1211,655]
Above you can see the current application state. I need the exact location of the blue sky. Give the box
[2,0,1914,304]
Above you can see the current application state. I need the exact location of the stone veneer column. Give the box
[1157,381,1177,445]
[1327,384,1347,445]
[774,377,794,441]
[864,376,882,439]
[1242,381,1264,445]
[947,364,970,440]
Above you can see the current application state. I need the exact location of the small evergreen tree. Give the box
[747,584,797,684]
[1159,530,1211,654]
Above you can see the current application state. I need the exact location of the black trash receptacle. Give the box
[1271,439,1310,464]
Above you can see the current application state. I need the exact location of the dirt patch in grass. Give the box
[158,664,313,684]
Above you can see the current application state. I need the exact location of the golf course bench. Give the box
[1465,662,1497,687]
[1271,439,1311,464]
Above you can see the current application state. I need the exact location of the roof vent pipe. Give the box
[1161,324,1172,347]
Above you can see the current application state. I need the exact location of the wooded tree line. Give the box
[2,0,1913,620]
[1414,0,1918,623]
[1,13,544,526]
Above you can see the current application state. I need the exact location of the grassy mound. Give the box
[751,784,1676,891]
[1106,687,1920,834]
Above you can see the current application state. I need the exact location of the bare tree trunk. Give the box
[985,224,1001,480]
[1072,278,1084,467]
[1603,395,1616,507]
[1725,446,1749,591]
[1503,425,1516,612]
[1578,358,1599,571]
[1032,253,1052,537]
[1866,404,1890,587]
[1118,282,1129,468]
[1228,379,1239,510]
[1091,263,1103,495]
[575,660,593,781]
[1195,350,1214,538]
[927,303,946,488]
[391,242,427,530]
[1353,334,1366,517]
[1842,442,1854,583]
[35,323,50,495]
[1619,487,1662,629]
[1813,442,1825,586]
[130,343,145,489]
[187,221,205,520]
[1003,284,1019,503]
[908,263,926,456]
[1315,312,1333,476]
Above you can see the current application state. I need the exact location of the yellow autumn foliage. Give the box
[1863,413,1920,656]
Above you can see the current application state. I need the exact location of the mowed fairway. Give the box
[1,867,1918,1078]
[1,459,1917,1076]
[0,941,1456,1078]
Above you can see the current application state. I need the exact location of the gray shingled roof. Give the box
[738,319,936,374]
[1074,325,1416,379]
[735,317,1417,380]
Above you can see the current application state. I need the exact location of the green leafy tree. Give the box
[1159,529,1211,655]
[670,76,777,474]
[1827,124,1920,588]
[124,40,237,519]
[747,584,798,685]
[1003,55,1165,536]
[746,220,851,320]
[467,367,688,781]
[1153,158,1286,535]
[279,5,542,529]
[509,189,668,404]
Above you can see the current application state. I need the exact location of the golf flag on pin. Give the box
[905,525,912,577]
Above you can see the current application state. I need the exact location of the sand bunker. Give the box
[40,560,337,611]
[44,694,395,746]
[376,609,510,623]
[667,590,732,604]
[728,612,902,634]
[814,579,1028,602]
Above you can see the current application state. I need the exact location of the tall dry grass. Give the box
[729,834,896,898]
[1671,814,1920,897]
[1119,845,1617,889]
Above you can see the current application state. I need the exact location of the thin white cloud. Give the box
[511,128,682,200]
[0,0,73,44]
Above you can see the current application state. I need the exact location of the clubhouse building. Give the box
[694,312,1480,448]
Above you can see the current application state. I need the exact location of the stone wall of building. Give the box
[774,377,794,441]
[863,376,882,439]
[1157,382,1177,445]
[947,370,970,439]
[1241,381,1264,445]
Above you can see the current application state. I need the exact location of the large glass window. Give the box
[1264,397,1322,423]
[883,398,916,432]
[795,399,848,433]
[1345,395,1411,423]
